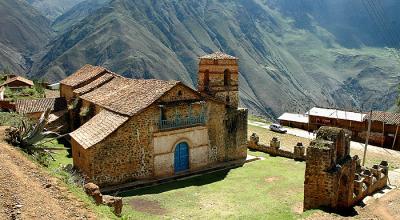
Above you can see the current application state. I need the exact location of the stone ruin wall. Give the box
[247,126,388,211]
[248,133,306,161]
[304,126,389,211]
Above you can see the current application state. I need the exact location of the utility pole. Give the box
[363,110,372,166]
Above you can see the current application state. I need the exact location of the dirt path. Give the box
[0,128,96,219]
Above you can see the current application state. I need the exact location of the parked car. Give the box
[269,124,287,133]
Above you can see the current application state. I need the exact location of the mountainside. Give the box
[26,0,85,21]
[268,0,400,48]
[29,0,400,118]
[52,0,110,32]
[0,0,53,74]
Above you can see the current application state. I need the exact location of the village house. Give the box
[15,98,67,119]
[363,111,400,149]
[279,107,400,150]
[278,112,309,130]
[62,52,248,187]
[1,75,34,90]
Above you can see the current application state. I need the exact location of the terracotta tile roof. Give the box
[15,97,67,114]
[81,77,180,116]
[70,110,129,149]
[200,51,237,60]
[364,111,400,125]
[73,73,116,95]
[1,76,34,87]
[60,64,107,87]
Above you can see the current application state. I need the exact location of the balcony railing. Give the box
[158,115,206,130]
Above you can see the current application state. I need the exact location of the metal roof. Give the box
[278,113,309,123]
[307,107,366,122]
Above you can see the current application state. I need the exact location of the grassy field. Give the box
[248,114,271,124]
[0,112,32,127]
[120,151,310,219]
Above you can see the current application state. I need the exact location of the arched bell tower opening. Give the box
[204,70,210,91]
[197,51,239,108]
[224,69,231,87]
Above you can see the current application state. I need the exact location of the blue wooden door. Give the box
[174,142,189,172]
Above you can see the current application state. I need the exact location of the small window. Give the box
[178,90,182,96]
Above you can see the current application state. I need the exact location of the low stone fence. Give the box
[352,160,389,205]
[248,133,305,161]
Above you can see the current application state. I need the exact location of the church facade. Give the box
[62,52,247,187]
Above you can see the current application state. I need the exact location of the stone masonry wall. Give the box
[60,84,74,103]
[206,101,225,163]
[89,106,159,187]
[224,107,248,160]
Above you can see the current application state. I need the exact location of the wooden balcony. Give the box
[158,115,206,130]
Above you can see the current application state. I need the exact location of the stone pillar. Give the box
[294,142,305,161]
[380,161,389,176]
[270,137,280,149]
[249,133,259,148]
[354,174,364,197]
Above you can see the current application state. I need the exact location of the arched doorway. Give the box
[174,142,189,172]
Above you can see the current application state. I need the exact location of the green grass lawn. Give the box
[119,151,312,220]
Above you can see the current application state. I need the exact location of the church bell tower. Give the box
[197,51,239,108]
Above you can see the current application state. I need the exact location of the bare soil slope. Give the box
[0,127,95,220]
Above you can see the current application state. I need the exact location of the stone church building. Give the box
[61,52,248,187]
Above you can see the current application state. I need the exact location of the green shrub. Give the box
[79,106,91,117]
[68,98,79,110]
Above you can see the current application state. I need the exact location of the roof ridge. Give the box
[200,51,238,60]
